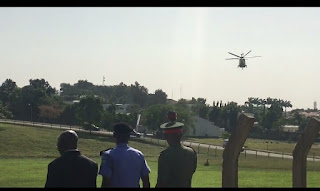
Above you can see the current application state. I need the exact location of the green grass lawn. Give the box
[1,123,320,187]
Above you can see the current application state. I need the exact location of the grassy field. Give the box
[186,137,320,156]
[1,123,320,187]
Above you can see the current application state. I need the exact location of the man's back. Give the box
[157,144,197,187]
[99,143,151,187]
[45,151,98,187]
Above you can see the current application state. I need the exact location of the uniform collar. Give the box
[169,143,182,148]
[61,150,80,157]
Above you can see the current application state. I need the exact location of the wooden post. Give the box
[292,118,320,188]
[198,144,201,154]
[222,113,254,188]
[313,153,315,162]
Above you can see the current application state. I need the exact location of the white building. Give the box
[102,104,132,114]
[187,116,224,137]
[282,125,299,133]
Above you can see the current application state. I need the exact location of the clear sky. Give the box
[1,7,319,109]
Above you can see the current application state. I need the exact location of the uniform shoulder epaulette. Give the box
[159,147,169,155]
[100,148,113,156]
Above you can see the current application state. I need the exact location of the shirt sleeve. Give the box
[98,153,113,178]
[140,155,151,177]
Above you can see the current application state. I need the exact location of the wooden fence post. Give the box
[292,118,320,188]
[222,113,254,188]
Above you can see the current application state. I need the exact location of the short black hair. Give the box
[113,122,133,134]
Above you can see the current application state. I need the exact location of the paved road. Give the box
[1,119,319,162]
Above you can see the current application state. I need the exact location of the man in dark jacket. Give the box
[45,130,98,187]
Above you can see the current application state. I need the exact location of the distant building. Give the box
[63,100,80,105]
[187,116,224,137]
[166,99,178,105]
[298,111,320,118]
[314,101,317,110]
[102,104,132,114]
[282,125,299,133]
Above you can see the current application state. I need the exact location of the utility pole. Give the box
[180,83,182,99]
[28,103,32,122]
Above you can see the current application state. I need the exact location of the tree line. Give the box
[0,78,313,140]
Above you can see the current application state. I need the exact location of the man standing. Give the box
[45,130,98,187]
[156,111,197,187]
[99,122,151,187]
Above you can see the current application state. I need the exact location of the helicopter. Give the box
[226,50,261,69]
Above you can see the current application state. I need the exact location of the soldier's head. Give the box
[160,111,184,146]
[164,127,183,146]
[113,122,133,144]
[57,130,78,155]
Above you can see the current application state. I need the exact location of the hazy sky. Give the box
[1,7,319,109]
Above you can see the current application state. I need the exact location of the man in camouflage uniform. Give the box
[156,111,197,188]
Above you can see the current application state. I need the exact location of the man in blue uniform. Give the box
[156,111,197,187]
[99,122,151,188]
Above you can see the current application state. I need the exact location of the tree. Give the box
[0,79,17,105]
[261,104,283,131]
[196,98,206,105]
[101,111,115,131]
[147,89,167,106]
[187,97,209,119]
[59,104,79,125]
[198,105,209,119]
[0,100,13,119]
[177,98,188,107]
[29,78,56,96]
[130,81,148,107]
[283,100,292,116]
[38,105,62,123]
[76,95,103,125]
[74,80,94,90]
[208,106,221,125]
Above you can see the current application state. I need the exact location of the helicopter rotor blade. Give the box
[244,50,251,57]
[245,56,261,59]
[225,58,240,60]
[228,52,241,58]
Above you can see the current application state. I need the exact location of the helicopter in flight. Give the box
[226,50,261,69]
